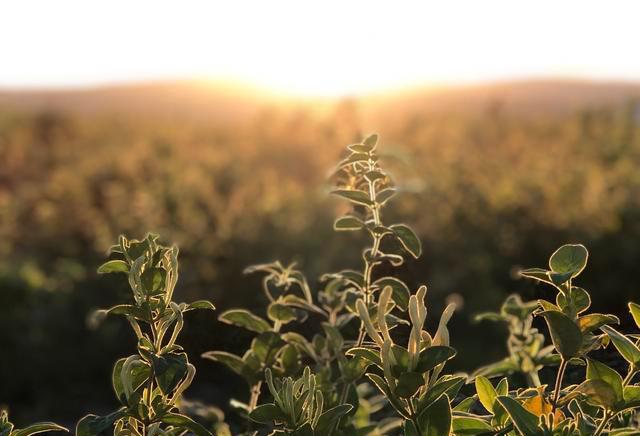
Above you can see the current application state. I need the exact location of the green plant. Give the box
[461,244,640,435]
[0,410,67,436]
[202,134,462,435]
[473,294,556,387]
[77,234,215,436]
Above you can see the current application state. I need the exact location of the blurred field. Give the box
[3,79,640,425]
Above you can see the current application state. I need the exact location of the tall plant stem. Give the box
[551,359,568,412]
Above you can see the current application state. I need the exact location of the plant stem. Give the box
[249,381,262,410]
[623,365,637,386]
[593,410,612,436]
[551,359,568,412]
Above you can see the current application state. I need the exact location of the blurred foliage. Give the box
[2,88,640,426]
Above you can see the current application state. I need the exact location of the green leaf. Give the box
[363,133,378,149]
[417,376,465,412]
[629,302,640,330]
[586,358,623,406]
[601,325,640,366]
[576,379,618,410]
[346,347,382,368]
[334,215,364,231]
[374,277,411,311]
[97,260,129,274]
[451,416,492,435]
[141,267,165,294]
[403,420,419,436]
[376,188,397,205]
[152,352,188,394]
[252,331,285,363]
[75,409,127,436]
[160,413,211,436]
[315,405,354,434]
[548,244,588,278]
[578,313,619,334]
[557,286,591,314]
[496,396,541,436]
[184,300,216,311]
[12,423,68,436]
[395,372,425,398]
[475,376,498,414]
[415,346,457,373]
[219,309,270,333]
[267,303,297,323]
[390,224,422,258]
[248,403,286,424]
[539,310,582,359]
[471,357,518,379]
[416,394,452,436]
[201,351,245,376]
[331,189,372,206]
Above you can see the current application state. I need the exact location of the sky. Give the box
[2,1,640,96]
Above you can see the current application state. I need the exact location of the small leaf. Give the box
[346,347,382,368]
[201,351,245,376]
[548,244,588,278]
[363,133,378,149]
[576,379,618,410]
[219,309,271,333]
[315,405,353,434]
[451,416,492,435]
[496,396,541,436]
[601,325,640,366]
[416,394,452,436]
[76,409,127,436]
[376,188,396,205]
[184,300,216,311]
[160,413,211,436]
[12,423,68,436]
[417,376,465,412]
[390,224,422,259]
[475,376,498,414]
[334,215,364,231]
[415,346,457,372]
[586,358,623,406]
[374,277,411,311]
[578,313,619,334]
[252,331,285,363]
[629,302,640,330]
[267,303,297,323]
[540,310,582,359]
[331,189,372,206]
[248,403,286,424]
[395,372,425,398]
[97,260,129,274]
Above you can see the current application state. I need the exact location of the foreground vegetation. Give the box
[5,134,640,434]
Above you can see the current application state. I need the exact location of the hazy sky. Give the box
[2,1,640,96]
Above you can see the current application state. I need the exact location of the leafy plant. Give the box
[0,410,67,436]
[77,234,215,436]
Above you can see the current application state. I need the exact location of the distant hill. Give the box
[1,79,640,122]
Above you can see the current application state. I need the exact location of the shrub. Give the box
[9,134,640,435]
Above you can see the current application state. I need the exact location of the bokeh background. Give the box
[3,0,640,430]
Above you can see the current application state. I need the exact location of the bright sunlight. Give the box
[2,0,640,96]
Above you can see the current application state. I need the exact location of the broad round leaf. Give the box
[548,244,588,278]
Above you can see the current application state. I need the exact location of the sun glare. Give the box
[2,1,640,96]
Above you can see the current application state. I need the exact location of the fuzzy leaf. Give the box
[390,224,422,258]
[540,310,582,359]
[219,309,270,333]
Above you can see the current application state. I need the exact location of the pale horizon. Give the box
[3,0,640,97]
